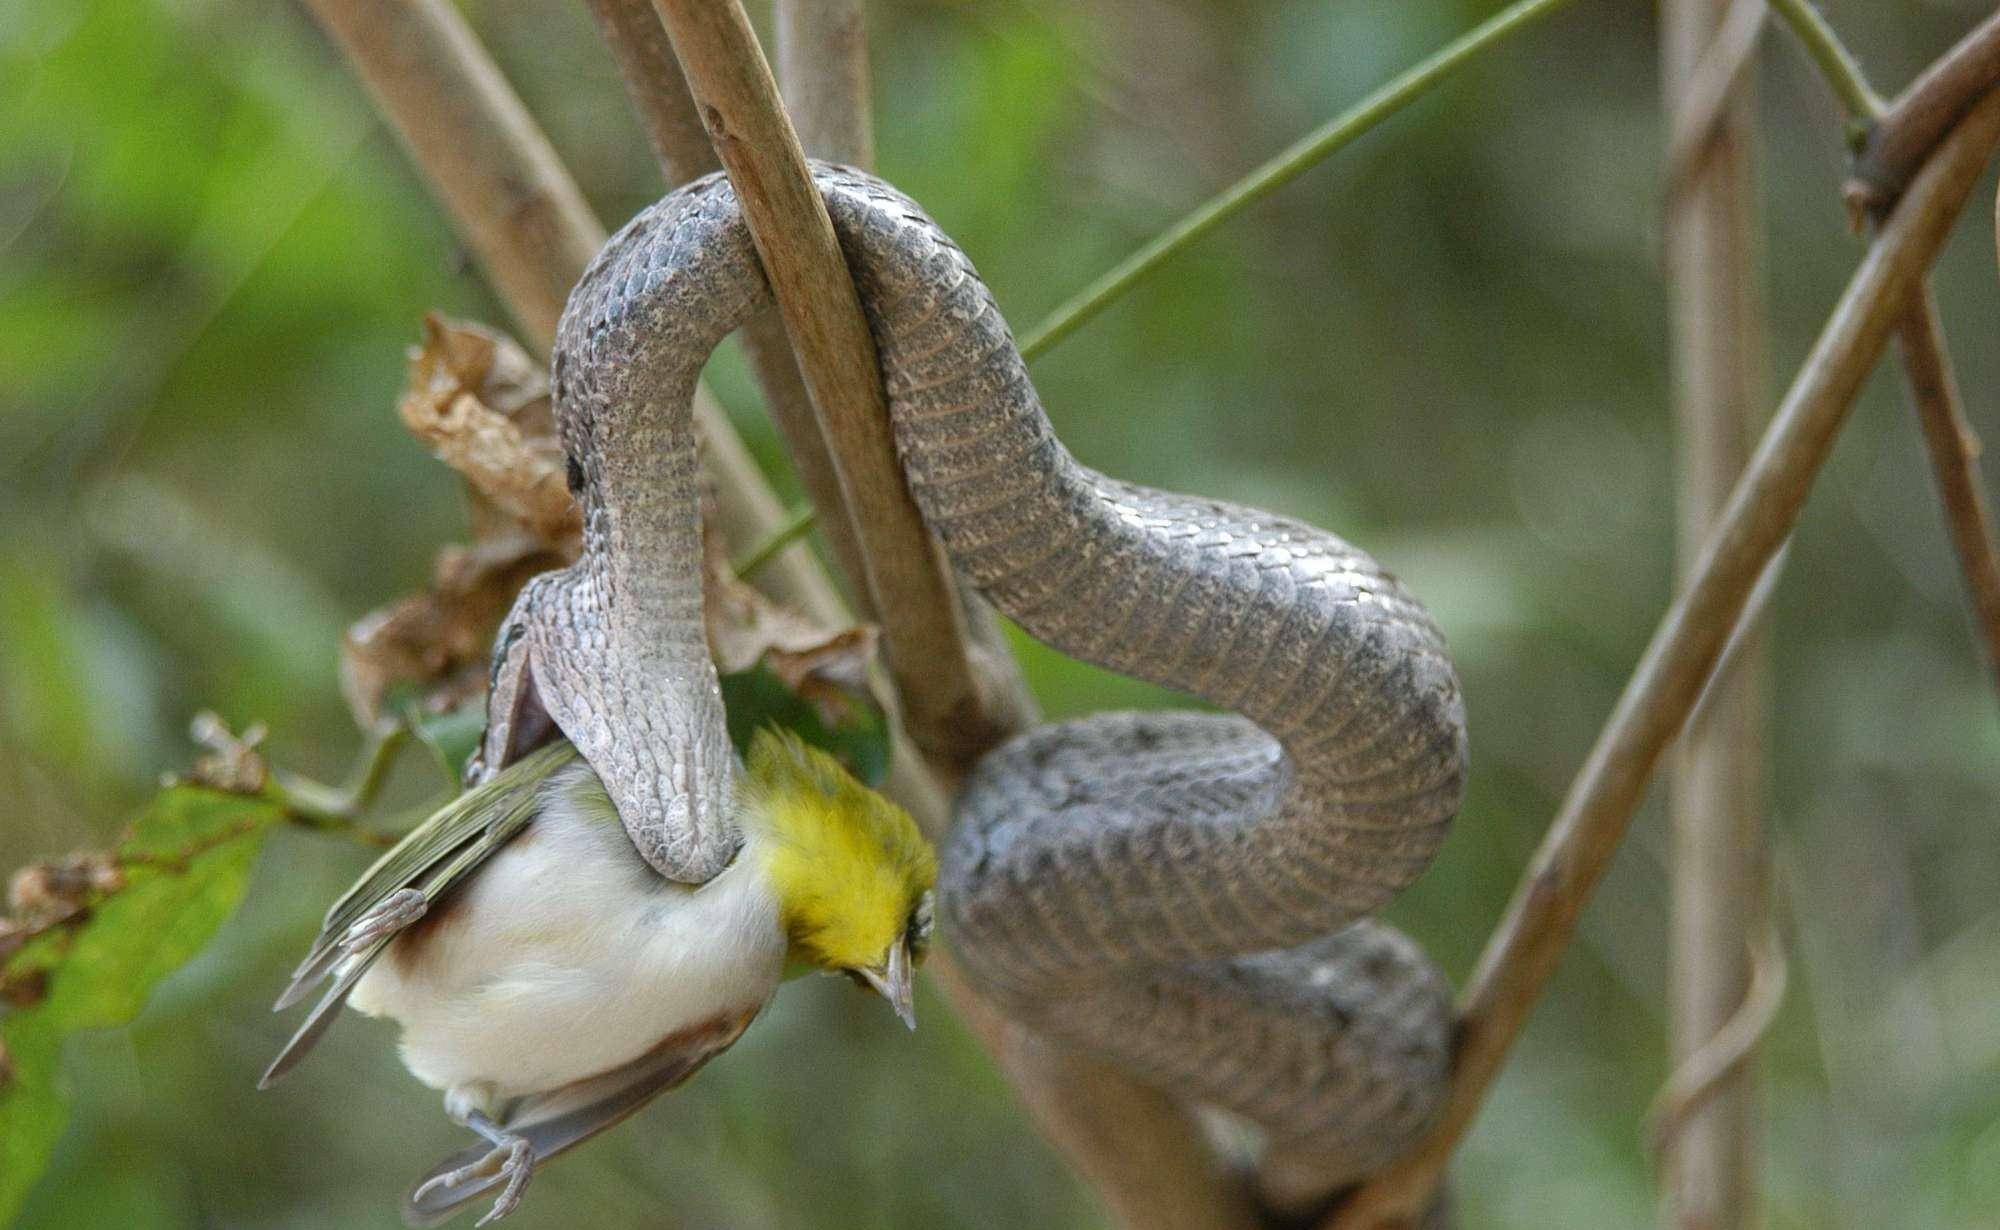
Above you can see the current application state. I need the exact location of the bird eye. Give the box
[908,891,935,958]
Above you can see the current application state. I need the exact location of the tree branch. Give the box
[1327,82,2000,1230]
[302,0,600,347]
[1892,285,2000,698]
[298,0,839,622]
[578,0,872,621]
[776,0,874,169]
[649,0,1011,769]
[1657,0,1770,1222]
[1764,2,2000,705]
[1848,9,2000,214]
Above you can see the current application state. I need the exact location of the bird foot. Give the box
[342,887,426,949]
[413,1132,534,1227]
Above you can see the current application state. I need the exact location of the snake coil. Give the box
[536,165,1470,1184]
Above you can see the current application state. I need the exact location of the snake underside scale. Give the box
[496,163,1471,1185]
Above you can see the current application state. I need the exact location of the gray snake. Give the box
[477,164,1470,1186]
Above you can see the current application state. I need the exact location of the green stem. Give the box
[733,503,819,579]
[1018,0,1583,360]
[268,721,408,836]
[1765,0,1884,126]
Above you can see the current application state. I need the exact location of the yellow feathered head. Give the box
[737,728,935,1023]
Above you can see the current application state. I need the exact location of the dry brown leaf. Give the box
[178,711,269,795]
[701,515,881,727]
[339,315,587,726]
[5,854,122,926]
[399,314,579,544]
[340,532,569,725]
[349,314,875,743]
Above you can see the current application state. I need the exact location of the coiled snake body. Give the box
[484,165,1469,1181]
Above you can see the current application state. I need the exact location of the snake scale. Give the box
[480,164,1470,1190]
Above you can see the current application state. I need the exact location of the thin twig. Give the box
[731,504,817,580]
[1017,0,1581,360]
[651,0,1011,769]
[1765,3,2000,702]
[1647,919,1790,1164]
[1662,0,1767,203]
[1659,1,1770,1219]
[1892,286,2000,698]
[1764,0,1885,131]
[1848,9,2000,214]
[1327,85,2000,1230]
[299,0,840,622]
[267,721,409,825]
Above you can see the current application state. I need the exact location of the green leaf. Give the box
[720,666,890,788]
[409,701,488,784]
[0,788,282,1225]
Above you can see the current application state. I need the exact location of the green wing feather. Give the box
[261,741,577,1084]
[318,740,578,947]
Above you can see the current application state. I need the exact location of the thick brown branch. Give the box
[578,0,870,621]
[1892,285,2000,697]
[1847,9,2000,215]
[776,0,875,169]
[577,0,715,183]
[298,0,836,620]
[650,0,1008,769]
[302,0,599,347]
[1327,83,2000,1230]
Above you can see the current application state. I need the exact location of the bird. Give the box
[261,728,937,1227]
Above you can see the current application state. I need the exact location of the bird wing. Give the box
[402,1006,761,1228]
[260,741,578,1085]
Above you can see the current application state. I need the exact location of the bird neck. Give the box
[741,830,901,978]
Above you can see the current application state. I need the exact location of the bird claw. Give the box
[473,1138,533,1228]
[342,888,426,949]
[413,1134,534,1227]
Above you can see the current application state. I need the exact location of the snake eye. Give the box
[565,453,586,494]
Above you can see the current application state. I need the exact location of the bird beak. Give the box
[858,936,916,1031]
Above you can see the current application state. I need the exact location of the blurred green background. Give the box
[4,0,1999,1226]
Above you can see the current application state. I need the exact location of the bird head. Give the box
[737,728,936,1029]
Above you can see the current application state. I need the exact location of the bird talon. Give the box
[412,1132,534,1226]
[474,1139,534,1226]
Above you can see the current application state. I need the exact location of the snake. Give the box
[477,164,1470,1195]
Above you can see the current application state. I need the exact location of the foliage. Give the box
[2,0,1998,1227]
[0,790,282,1224]
[721,666,890,787]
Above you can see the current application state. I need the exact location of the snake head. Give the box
[473,571,741,885]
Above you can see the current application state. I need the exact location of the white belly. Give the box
[348,805,784,1099]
